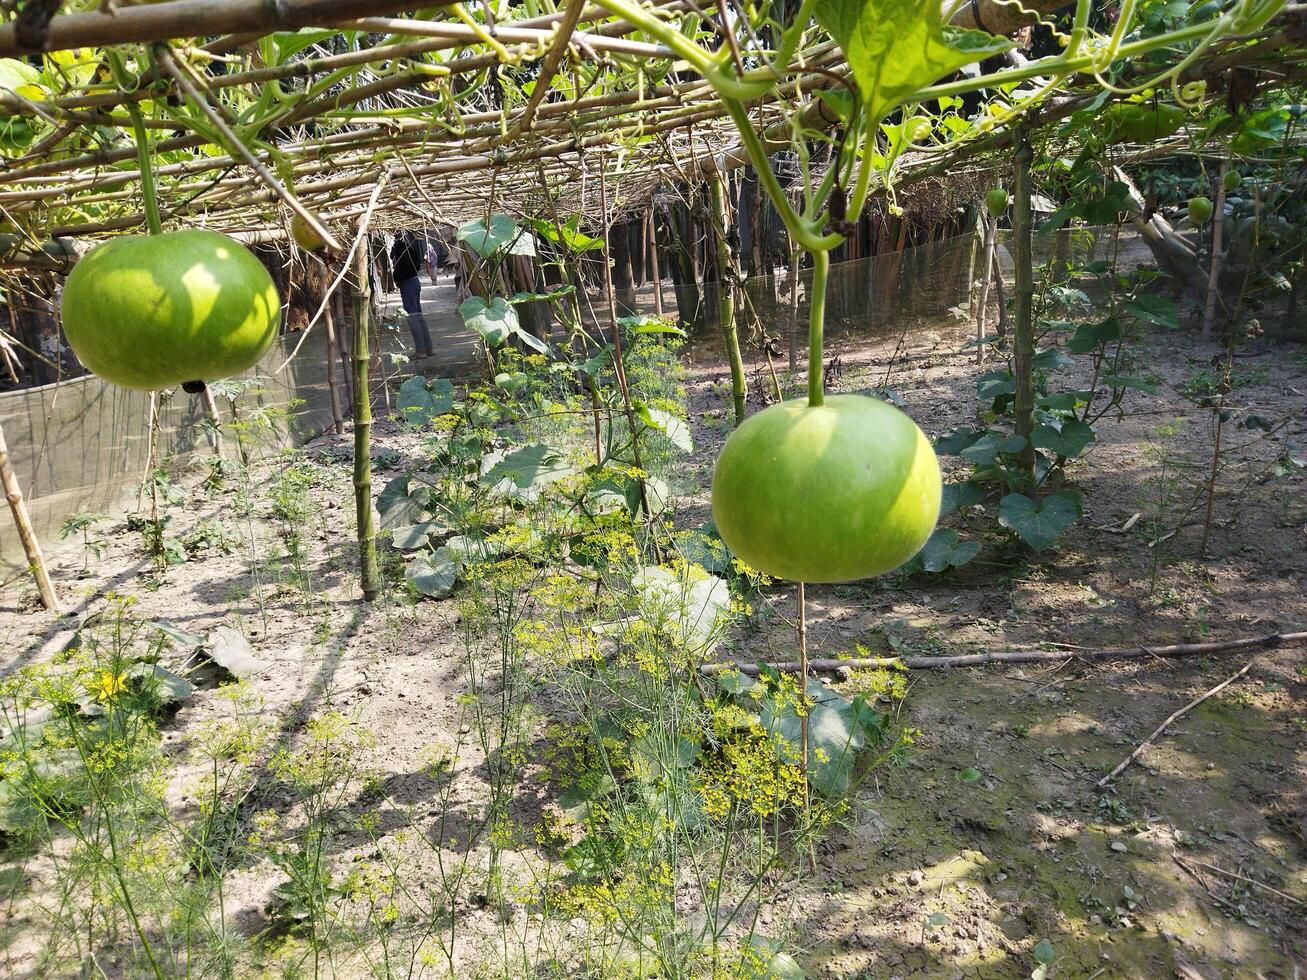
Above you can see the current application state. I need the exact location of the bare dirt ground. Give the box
[1,297,1304,977]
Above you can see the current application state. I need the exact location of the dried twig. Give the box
[1187,860,1306,906]
[701,630,1307,676]
[1096,660,1256,788]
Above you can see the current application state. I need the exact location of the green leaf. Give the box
[1102,374,1157,393]
[915,528,980,572]
[204,626,268,679]
[1030,419,1096,457]
[975,369,1016,402]
[1033,938,1055,965]
[563,833,626,881]
[377,476,431,530]
[456,214,534,257]
[633,401,693,452]
[618,314,686,337]
[480,443,574,490]
[1068,317,1122,353]
[1125,294,1178,328]
[271,28,338,60]
[391,521,445,550]
[960,431,1027,463]
[1033,348,1074,372]
[998,490,1084,551]
[459,296,519,346]
[632,565,731,656]
[405,551,459,599]
[935,427,986,456]
[939,480,985,515]
[957,767,983,783]
[396,376,455,426]
[814,0,1012,118]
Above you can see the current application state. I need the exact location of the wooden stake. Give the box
[0,421,59,611]
[709,170,747,426]
[798,581,814,871]
[352,237,380,602]
[1011,130,1036,481]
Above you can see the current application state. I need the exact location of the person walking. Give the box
[389,230,437,358]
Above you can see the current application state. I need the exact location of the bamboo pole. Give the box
[352,238,381,602]
[1011,130,1036,482]
[0,421,59,611]
[0,0,453,58]
[323,289,345,436]
[648,205,665,317]
[709,171,747,426]
[1201,155,1230,342]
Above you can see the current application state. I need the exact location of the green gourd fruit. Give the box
[985,188,1008,218]
[1104,103,1186,145]
[711,395,942,583]
[1222,170,1241,192]
[1188,195,1213,224]
[61,229,280,390]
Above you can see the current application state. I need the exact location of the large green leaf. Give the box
[406,550,459,599]
[814,0,1011,117]
[1031,419,1096,458]
[480,443,574,490]
[914,527,980,572]
[459,296,519,346]
[998,490,1083,550]
[634,401,693,453]
[396,376,455,426]
[377,476,431,530]
[456,214,535,257]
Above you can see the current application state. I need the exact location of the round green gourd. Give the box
[61,229,280,390]
[1188,195,1213,224]
[711,395,942,583]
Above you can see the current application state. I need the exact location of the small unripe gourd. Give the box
[1188,195,1213,225]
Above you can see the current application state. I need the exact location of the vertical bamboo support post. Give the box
[648,205,664,317]
[1011,131,1036,483]
[1201,156,1230,343]
[974,214,997,365]
[798,580,814,870]
[709,171,747,426]
[352,238,380,602]
[0,422,59,611]
[323,293,344,435]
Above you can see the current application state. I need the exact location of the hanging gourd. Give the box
[711,394,941,583]
[60,228,280,391]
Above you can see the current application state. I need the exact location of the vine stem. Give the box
[129,107,162,236]
[808,250,828,407]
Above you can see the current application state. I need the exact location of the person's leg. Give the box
[398,277,432,356]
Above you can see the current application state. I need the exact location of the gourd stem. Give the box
[808,249,828,408]
[129,107,163,236]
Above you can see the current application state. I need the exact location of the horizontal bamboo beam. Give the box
[0,0,453,58]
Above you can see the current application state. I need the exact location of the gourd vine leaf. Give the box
[757,677,886,797]
[405,550,460,599]
[912,527,981,573]
[1068,317,1123,353]
[377,476,432,530]
[813,0,1012,118]
[479,443,574,489]
[204,626,269,680]
[396,375,455,426]
[1031,419,1096,458]
[1125,294,1179,328]
[459,295,518,346]
[633,401,693,453]
[960,430,1027,464]
[998,490,1084,551]
[939,480,985,516]
[672,522,731,574]
[618,314,686,338]
[456,214,535,258]
[390,520,447,551]
[632,565,731,656]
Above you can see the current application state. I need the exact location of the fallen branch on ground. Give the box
[701,630,1306,677]
[1096,659,1256,788]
